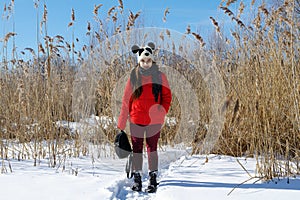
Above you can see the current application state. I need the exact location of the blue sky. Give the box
[0,0,249,57]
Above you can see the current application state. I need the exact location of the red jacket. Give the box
[117,72,172,130]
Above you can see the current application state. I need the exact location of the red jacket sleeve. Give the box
[117,78,133,130]
[161,73,172,113]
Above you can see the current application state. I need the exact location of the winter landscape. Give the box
[1,0,300,199]
[1,145,300,200]
[1,116,299,200]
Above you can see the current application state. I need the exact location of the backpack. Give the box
[114,130,134,178]
[114,130,132,159]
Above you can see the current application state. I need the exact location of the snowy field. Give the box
[1,147,299,200]
[0,116,299,199]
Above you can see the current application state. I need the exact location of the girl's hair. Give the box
[130,65,143,100]
[130,62,162,102]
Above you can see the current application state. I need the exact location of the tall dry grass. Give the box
[0,0,299,180]
[209,0,300,179]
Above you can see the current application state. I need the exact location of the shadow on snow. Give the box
[159,178,300,191]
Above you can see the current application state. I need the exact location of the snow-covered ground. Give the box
[1,116,299,199]
[1,147,299,200]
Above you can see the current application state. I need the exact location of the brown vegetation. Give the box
[0,0,299,180]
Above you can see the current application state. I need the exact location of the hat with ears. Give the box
[131,42,155,63]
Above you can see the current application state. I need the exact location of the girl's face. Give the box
[139,58,153,69]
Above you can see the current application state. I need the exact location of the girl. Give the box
[117,42,172,192]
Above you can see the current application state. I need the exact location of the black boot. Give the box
[146,171,158,193]
[131,172,142,192]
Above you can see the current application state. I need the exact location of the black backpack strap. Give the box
[125,152,133,179]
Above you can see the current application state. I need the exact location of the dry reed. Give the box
[0,0,299,181]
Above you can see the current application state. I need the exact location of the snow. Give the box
[1,148,300,200]
[1,117,299,199]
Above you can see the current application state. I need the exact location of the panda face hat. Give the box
[131,42,155,64]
